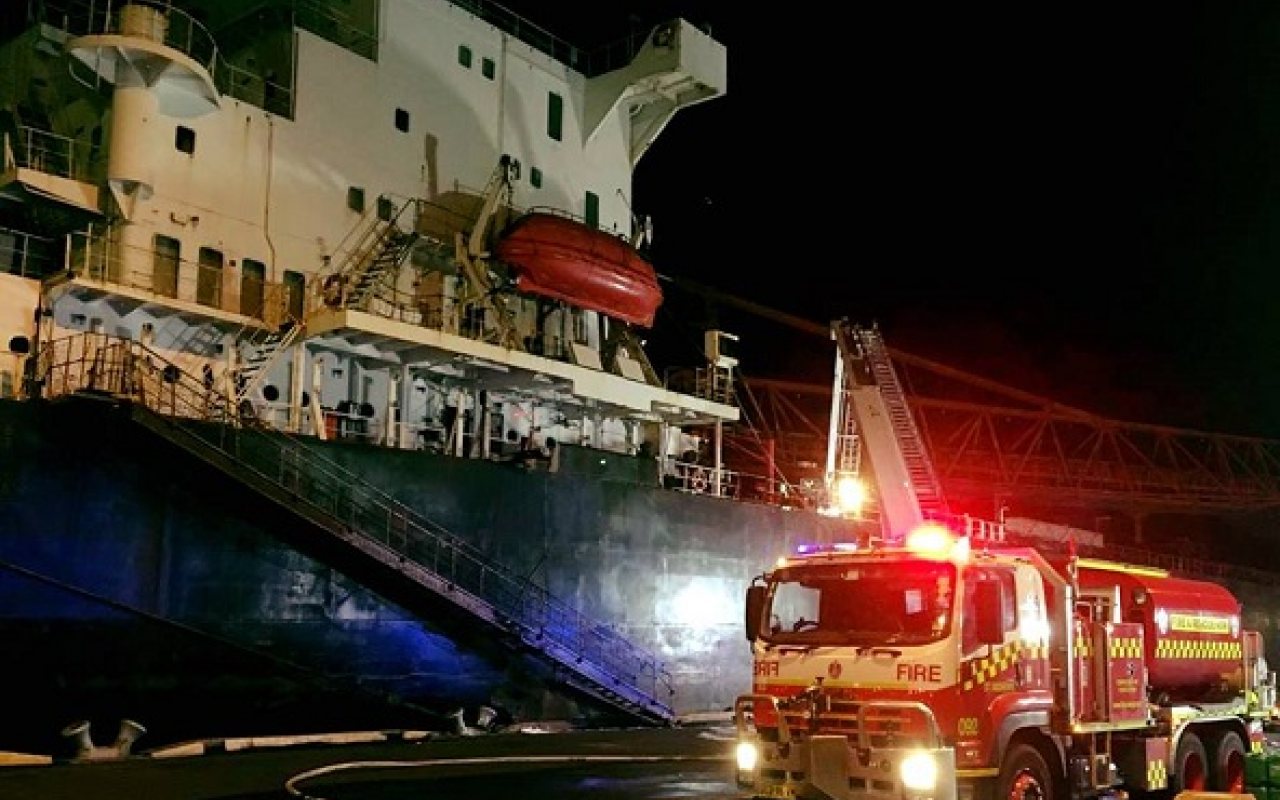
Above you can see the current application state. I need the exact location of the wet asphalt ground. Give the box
[0,722,746,800]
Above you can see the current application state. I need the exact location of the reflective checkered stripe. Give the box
[962,642,1046,691]
[1074,635,1092,658]
[1153,638,1242,659]
[1147,758,1167,790]
[1111,637,1142,659]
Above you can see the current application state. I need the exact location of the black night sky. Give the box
[522,3,1280,439]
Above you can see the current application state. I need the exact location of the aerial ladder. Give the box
[826,319,950,542]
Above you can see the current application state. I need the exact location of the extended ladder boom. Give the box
[827,320,949,541]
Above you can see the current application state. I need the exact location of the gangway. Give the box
[37,332,675,726]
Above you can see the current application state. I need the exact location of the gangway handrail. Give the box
[36,332,675,723]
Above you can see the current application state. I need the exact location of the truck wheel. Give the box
[997,743,1054,800]
[1208,730,1246,793]
[1172,730,1208,792]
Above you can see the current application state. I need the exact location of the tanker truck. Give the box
[732,524,1278,800]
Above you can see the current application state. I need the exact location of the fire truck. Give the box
[732,321,1278,800]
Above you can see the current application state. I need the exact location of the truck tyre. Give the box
[1172,730,1209,792]
[1208,729,1246,793]
[997,743,1054,800]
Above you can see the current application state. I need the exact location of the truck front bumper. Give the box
[734,694,958,800]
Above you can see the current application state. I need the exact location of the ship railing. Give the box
[520,205,630,239]
[335,196,423,299]
[40,0,219,79]
[1,225,63,279]
[694,366,735,405]
[411,183,523,248]
[216,61,294,119]
[665,365,738,407]
[585,25,668,77]
[450,0,669,77]
[63,229,291,325]
[661,458,740,499]
[451,0,581,71]
[511,204,644,249]
[317,194,585,360]
[345,281,577,363]
[4,126,104,184]
[294,0,378,61]
[313,194,423,311]
[37,333,221,420]
[658,458,820,508]
[319,404,387,445]
[37,332,675,720]
[253,399,321,436]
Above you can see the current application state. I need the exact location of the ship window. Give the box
[241,258,266,318]
[153,234,180,298]
[175,125,195,154]
[395,107,409,132]
[197,247,224,308]
[584,190,599,229]
[347,186,365,213]
[547,92,563,141]
[377,195,395,221]
[284,270,306,320]
[482,57,495,80]
[7,335,29,354]
[530,167,542,188]
[458,45,472,68]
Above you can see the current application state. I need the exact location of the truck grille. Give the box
[775,697,937,748]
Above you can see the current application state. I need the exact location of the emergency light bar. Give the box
[905,523,970,562]
[794,542,860,555]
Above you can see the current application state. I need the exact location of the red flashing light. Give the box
[905,523,969,561]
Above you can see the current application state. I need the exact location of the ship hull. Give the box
[0,398,857,755]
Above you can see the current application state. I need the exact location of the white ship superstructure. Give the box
[2,0,735,485]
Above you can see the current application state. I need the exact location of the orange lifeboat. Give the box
[494,211,663,328]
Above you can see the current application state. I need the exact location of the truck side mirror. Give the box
[745,585,766,642]
[973,579,1005,645]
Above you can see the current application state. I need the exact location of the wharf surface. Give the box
[0,720,743,800]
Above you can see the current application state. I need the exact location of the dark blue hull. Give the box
[0,398,861,755]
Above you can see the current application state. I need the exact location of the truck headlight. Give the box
[901,751,939,792]
[736,741,760,772]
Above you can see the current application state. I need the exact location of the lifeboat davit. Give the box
[495,211,662,328]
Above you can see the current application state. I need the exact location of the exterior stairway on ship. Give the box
[35,332,675,727]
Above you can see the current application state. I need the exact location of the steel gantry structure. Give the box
[661,276,1280,518]
[738,362,1280,516]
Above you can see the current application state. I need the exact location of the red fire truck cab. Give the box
[733,524,1276,800]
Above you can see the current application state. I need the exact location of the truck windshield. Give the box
[763,560,957,647]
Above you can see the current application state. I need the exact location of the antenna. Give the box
[616,188,652,249]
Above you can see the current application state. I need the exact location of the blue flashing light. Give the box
[793,542,859,555]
